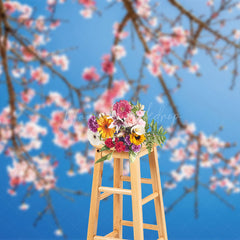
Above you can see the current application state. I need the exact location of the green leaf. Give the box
[129,151,138,163]
[99,146,110,152]
[95,152,113,164]
[153,122,157,132]
[150,119,154,129]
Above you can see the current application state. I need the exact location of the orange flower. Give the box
[97,115,115,139]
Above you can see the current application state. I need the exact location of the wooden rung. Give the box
[94,236,125,240]
[99,186,132,195]
[104,230,118,237]
[142,192,159,205]
[121,220,159,231]
[120,176,152,184]
[99,192,112,200]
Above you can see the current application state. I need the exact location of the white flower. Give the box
[131,125,145,135]
[87,129,102,146]
[19,203,29,211]
[54,229,63,237]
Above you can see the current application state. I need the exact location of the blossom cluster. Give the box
[87,100,166,162]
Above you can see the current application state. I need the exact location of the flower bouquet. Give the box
[87,100,166,163]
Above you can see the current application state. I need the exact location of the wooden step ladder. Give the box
[87,144,168,240]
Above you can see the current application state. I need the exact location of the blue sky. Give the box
[0,1,240,239]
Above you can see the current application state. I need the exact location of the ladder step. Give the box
[121,220,159,231]
[99,192,112,200]
[94,236,125,240]
[104,230,118,237]
[120,176,152,184]
[142,192,159,205]
[99,186,132,195]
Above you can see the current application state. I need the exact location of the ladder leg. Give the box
[149,147,168,240]
[113,158,123,238]
[130,157,144,240]
[87,150,104,240]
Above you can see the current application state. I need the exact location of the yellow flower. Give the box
[97,115,115,139]
[130,133,146,145]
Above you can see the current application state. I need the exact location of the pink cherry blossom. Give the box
[188,63,200,73]
[171,148,187,162]
[172,26,188,46]
[19,121,47,139]
[80,8,93,18]
[79,0,95,7]
[94,80,129,113]
[19,203,30,211]
[163,63,178,76]
[218,168,232,176]
[21,89,35,103]
[164,182,176,189]
[101,54,115,75]
[53,132,74,149]
[35,16,47,32]
[82,67,100,81]
[181,164,195,179]
[3,1,20,14]
[31,67,49,84]
[47,92,70,109]
[52,55,69,71]
[112,45,126,60]
[75,152,94,174]
[113,22,129,39]
[21,46,35,61]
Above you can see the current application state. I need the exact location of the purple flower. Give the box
[124,145,130,152]
[125,135,131,146]
[132,144,141,153]
[88,115,99,132]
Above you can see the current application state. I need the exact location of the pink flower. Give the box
[52,55,69,71]
[170,148,186,162]
[94,80,129,113]
[50,20,60,29]
[101,54,115,75]
[113,22,129,39]
[82,67,100,81]
[188,63,199,73]
[172,26,188,46]
[80,8,93,19]
[136,110,145,117]
[181,164,195,179]
[31,67,49,84]
[21,89,35,103]
[125,112,137,127]
[3,2,20,14]
[35,16,46,32]
[79,0,95,7]
[137,118,146,128]
[112,45,126,60]
[113,100,132,119]
[21,46,35,61]
[163,63,178,76]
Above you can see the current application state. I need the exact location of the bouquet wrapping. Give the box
[87,100,166,163]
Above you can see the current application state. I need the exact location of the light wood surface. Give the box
[121,220,159,231]
[130,156,144,240]
[87,150,104,240]
[120,175,152,184]
[142,192,159,205]
[113,158,123,238]
[87,144,168,240]
[149,146,168,240]
[99,186,131,195]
